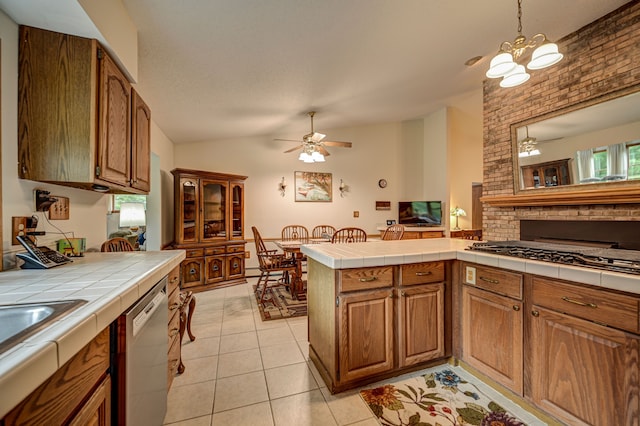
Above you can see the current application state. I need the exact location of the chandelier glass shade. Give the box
[298,144,325,162]
[486,0,563,88]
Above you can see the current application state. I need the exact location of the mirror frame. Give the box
[484,84,640,207]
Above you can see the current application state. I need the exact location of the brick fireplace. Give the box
[481,1,640,241]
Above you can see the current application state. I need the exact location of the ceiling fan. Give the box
[518,125,562,157]
[276,111,352,161]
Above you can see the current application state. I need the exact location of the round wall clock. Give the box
[378,179,387,188]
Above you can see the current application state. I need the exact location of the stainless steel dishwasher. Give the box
[116,276,168,425]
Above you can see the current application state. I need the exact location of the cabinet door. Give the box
[181,258,204,288]
[226,252,245,280]
[68,375,111,426]
[97,51,131,187]
[462,285,523,394]
[202,179,228,241]
[131,90,151,192]
[230,183,244,240]
[205,255,225,284]
[398,283,445,367]
[530,306,639,425]
[178,178,199,244]
[338,289,394,383]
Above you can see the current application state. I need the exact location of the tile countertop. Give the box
[300,238,640,295]
[0,250,185,418]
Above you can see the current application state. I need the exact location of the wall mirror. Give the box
[512,87,640,195]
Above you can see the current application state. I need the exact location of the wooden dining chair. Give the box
[312,225,336,239]
[281,225,309,242]
[381,224,405,240]
[331,227,367,243]
[252,226,297,303]
[100,237,135,252]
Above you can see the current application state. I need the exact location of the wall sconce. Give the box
[339,179,349,197]
[278,177,287,197]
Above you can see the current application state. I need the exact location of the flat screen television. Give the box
[398,201,442,227]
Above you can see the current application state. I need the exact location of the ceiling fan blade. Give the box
[310,132,326,142]
[316,145,330,156]
[274,138,303,143]
[321,140,352,148]
[283,145,303,153]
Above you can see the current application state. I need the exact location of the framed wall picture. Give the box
[295,171,332,202]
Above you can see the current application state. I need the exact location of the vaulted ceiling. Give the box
[0,0,630,144]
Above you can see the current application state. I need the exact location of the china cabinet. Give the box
[18,25,150,194]
[520,158,571,189]
[171,169,247,291]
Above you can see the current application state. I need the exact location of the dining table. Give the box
[274,238,330,300]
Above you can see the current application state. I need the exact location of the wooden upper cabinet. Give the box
[18,25,151,194]
[131,90,151,192]
[97,52,131,187]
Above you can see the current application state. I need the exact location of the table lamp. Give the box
[450,206,466,230]
[119,202,146,233]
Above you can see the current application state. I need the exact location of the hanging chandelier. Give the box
[486,0,563,88]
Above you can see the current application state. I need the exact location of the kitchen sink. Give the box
[0,299,87,354]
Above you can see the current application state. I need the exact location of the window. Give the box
[592,149,607,179]
[628,142,640,180]
[113,194,147,211]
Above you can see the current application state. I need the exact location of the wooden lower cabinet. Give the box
[529,306,639,425]
[338,289,394,383]
[462,285,523,394]
[2,327,111,425]
[398,283,445,367]
[168,265,182,388]
[308,259,449,393]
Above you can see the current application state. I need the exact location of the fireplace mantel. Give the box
[482,186,640,207]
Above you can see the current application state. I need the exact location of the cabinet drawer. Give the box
[400,261,445,286]
[168,308,180,342]
[168,266,180,292]
[462,263,522,300]
[339,267,393,292]
[169,285,181,315]
[531,277,640,334]
[185,248,204,258]
[226,244,245,253]
[205,247,226,255]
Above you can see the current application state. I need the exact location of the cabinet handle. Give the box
[189,268,197,275]
[401,291,407,297]
[415,271,432,276]
[358,276,378,282]
[479,276,499,284]
[169,328,180,337]
[513,305,520,311]
[169,302,180,311]
[531,310,540,317]
[170,276,179,283]
[561,296,597,308]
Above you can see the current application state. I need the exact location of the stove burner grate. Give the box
[468,241,640,275]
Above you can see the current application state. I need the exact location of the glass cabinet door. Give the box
[230,183,244,239]
[180,178,199,243]
[202,180,227,240]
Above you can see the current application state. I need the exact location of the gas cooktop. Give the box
[467,240,640,275]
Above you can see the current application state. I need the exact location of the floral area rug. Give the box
[252,284,307,321]
[360,366,528,426]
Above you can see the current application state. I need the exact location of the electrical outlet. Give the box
[12,216,29,245]
[49,196,70,220]
[353,211,359,218]
[245,251,250,259]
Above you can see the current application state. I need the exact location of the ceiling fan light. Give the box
[311,151,325,162]
[299,152,311,161]
[527,42,563,70]
[486,52,516,78]
[500,65,530,88]
[518,149,541,158]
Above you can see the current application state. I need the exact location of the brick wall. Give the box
[482,1,640,241]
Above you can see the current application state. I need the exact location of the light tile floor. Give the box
[163,278,545,426]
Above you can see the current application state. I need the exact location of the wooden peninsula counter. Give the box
[300,238,472,393]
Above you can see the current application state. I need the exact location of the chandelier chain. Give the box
[517,0,523,34]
